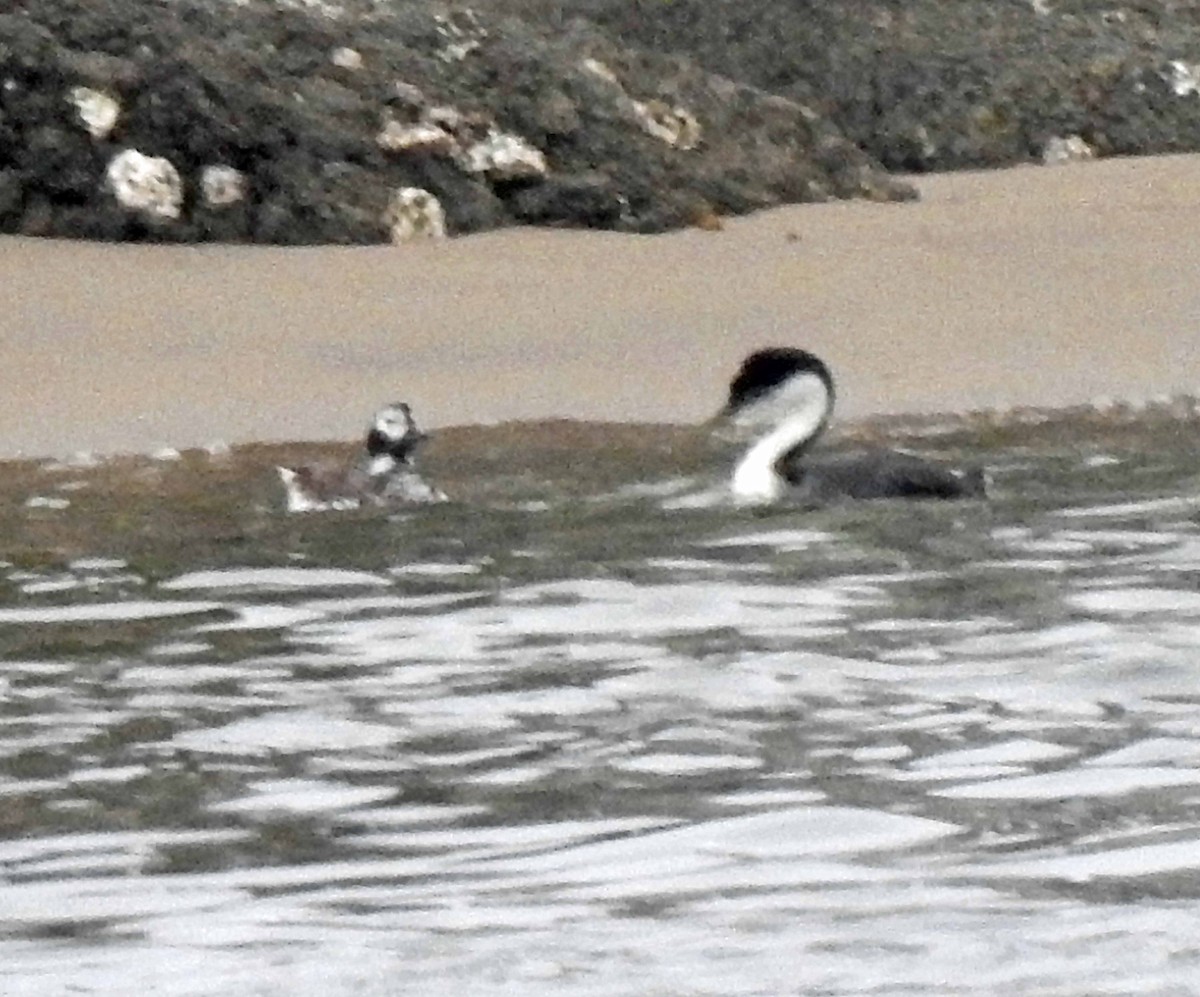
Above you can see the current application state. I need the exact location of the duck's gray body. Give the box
[723,348,988,506]
[783,449,989,502]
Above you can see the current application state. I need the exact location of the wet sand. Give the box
[3,153,1198,459]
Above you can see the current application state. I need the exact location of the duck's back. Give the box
[784,449,988,501]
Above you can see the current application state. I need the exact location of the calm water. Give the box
[2,407,1200,995]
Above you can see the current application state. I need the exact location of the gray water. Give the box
[3,408,1200,996]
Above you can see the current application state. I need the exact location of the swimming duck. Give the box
[722,348,988,506]
[277,402,446,512]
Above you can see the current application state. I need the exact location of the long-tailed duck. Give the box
[277,402,447,513]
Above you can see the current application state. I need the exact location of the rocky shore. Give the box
[3,0,1200,244]
[554,0,1200,173]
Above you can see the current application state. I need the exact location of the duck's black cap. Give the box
[725,348,834,413]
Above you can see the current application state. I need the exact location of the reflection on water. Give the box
[2,409,1200,995]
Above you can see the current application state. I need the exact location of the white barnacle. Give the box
[1167,60,1200,97]
[457,129,548,180]
[106,149,183,220]
[1041,134,1095,165]
[383,187,446,242]
[433,8,487,62]
[630,99,702,150]
[330,46,363,70]
[581,58,620,85]
[376,118,456,155]
[200,164,247,207]
[69,86,120,140]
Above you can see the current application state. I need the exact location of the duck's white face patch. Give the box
[373,405,416,443]
[728,371,832,434]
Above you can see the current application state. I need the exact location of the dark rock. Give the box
[20,126,103,202]
[539,0,1200,173]
[17,0,1198,244]
[192,200,253,242]
[19,196,55,238]
[0,170,23,224]
[506,171,626,227]
[0,0,908,244]
[59,49,142,90]
[529,89,581,138]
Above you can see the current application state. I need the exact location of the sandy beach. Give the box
[3,153,1198,459]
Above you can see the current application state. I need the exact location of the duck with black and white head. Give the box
[277,402,447,513]
[721,348,989,506]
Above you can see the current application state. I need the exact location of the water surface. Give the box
[3,406,1200,994]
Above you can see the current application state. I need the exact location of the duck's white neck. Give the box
[729,376,830,506]
[366,453,400,476]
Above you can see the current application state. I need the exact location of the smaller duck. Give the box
[277,402,447,513]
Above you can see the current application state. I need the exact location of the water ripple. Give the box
[4,415,1200,993]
